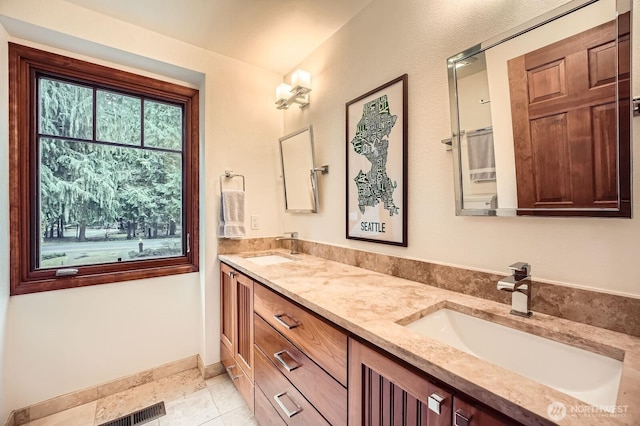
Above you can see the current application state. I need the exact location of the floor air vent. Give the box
[98,401,166,426]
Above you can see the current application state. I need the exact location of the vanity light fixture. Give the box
[275,69,311,110]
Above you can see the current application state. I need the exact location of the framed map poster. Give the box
[346,74,407,246]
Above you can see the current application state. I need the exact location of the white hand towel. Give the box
[466,129,496,182]
[218,189,246,239]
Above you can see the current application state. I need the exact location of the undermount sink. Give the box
[244,254,293,266]
[404,308,623,408]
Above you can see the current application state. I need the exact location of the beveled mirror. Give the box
[447,0,631,217]
[279,125,325,213]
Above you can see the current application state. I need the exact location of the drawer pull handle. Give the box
[274,350,301,372]
[225,365,242,381]
[274,313,300,329]
[427,393,445,415]
[274,391,302,418]
[454,409,471,426]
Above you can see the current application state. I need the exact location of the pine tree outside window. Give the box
[9,44,199,295]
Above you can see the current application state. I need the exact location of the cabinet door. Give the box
[235,271,254,380]
[453,396,514,426]
[220,263,235,353]
[349,339,452,426]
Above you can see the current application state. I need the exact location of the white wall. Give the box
[457,69,497,197]
[1,0,638,420]
[0,0,283,419]
[282,0,640,297]
[0,20,11,425]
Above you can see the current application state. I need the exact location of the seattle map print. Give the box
[350,94,399,216]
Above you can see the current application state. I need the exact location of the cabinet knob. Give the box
[455,409,472,426]
[427,393,446,415]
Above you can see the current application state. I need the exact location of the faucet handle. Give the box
[508,262,530,276]
[283,232,298,238]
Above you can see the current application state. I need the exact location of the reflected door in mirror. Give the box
[508,16,630,214]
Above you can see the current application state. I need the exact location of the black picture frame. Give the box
[345,74,408,246]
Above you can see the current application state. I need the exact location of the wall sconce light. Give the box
[275,69,311,110]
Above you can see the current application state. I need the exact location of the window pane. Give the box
[38,138,183,269]
[144,100,183,150]
[39,78,93,139]
[97,90,141,145]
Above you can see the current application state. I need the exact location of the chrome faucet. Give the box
[497,262,532,317]
[276,232,299,254]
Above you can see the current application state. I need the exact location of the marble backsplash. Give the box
[218,237,639,337]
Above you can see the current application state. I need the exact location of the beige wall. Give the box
[0,20,11,425]
[282,0,640,297]
[0,0,283,419]
[1,0,639,421]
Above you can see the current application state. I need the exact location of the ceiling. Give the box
[63,0,373,75]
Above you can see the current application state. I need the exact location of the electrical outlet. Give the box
[251,215,259,230]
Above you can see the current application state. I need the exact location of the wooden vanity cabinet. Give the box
[220,261,521,425]
[452,395,513,426]
[220,263,254,411]
[349,338,453,425]
[253,282,348,425]
[349,338,519,426]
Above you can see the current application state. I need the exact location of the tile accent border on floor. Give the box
[8,355,202,426]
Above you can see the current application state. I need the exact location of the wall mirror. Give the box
[279,125,327,213]
[447,0,631,217]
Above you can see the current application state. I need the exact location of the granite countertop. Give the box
[219,249,640,425]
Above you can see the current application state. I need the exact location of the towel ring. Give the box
[220,170,245,192]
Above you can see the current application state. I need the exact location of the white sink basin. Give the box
[244,255,293,266]
[405,308,623,408]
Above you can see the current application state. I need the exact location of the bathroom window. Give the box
[8,44,199,295]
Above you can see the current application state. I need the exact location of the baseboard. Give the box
[197,354,224,380]
[3,411,14,426]
[10,355,201,426]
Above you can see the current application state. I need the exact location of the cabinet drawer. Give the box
[221,341,254,412]
[254,283,348,386]
[254,314,347,426]
[255,386,286,426]
[255,345,330,426]
[453,395,515,426]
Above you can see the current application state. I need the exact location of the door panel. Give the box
[220,263,235,353]
[349,338,452,426]
[236,272,254,379]
[508,19,621,211]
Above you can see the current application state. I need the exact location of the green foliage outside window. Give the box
[38,77,184,268]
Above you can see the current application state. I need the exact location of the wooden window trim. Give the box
[9,43,200,295]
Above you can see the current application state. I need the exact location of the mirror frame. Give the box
[279,125,320,213]
[447,0,632,217]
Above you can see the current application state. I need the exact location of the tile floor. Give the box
[26,368,258,426]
